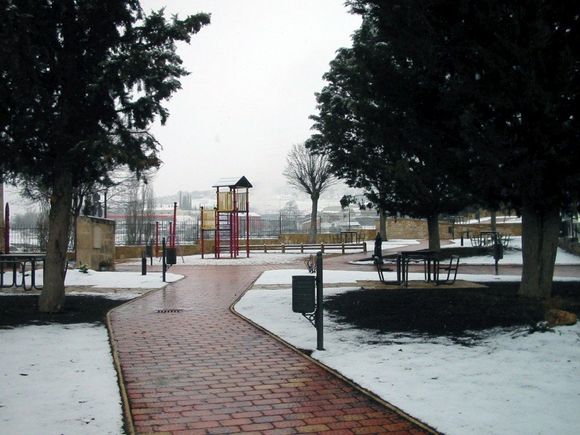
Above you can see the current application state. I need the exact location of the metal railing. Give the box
[115,221,199,246]
[7,226,49,252]
[5,212,377,250]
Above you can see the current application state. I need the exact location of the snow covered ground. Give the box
[1,267,182,293]
[1,240,579,434]
[0,269,181,435]
[236,269,580,435]
[0,324,124,435]
[445,236,580,266]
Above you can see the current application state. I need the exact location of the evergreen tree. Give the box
[345,0,580,298]
[0,0,210,311]
[307,14,470,250]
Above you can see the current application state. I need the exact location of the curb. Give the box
[106,305,137,435]
[229,275,440,435]
[105,275,186,435]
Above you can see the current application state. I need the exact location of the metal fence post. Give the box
[162,237,166,282]
[316,251,324,351]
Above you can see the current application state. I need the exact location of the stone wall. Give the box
[454,222,522,237]
[76,216,115,270]
[383,218,453,240]
[116,244,198,260]
[383,218,521,240]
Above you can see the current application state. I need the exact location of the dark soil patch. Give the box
[0,295,126,328]
[325,281,580,340]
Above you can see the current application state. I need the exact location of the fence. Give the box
[115,221,198,246]
[5,212,376,250]
[114,213,370,246]
[7,227,47,252]
[247,214,304,238]
[7,226,78,253]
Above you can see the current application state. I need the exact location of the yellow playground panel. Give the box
[200,176,252,259]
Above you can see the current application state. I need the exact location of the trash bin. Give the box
[166,247,177,265]
[292,275,315,314]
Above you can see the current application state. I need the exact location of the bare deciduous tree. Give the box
[124,176,156,245]
[283,143,336,243]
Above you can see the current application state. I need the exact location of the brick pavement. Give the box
[108,264,434,435]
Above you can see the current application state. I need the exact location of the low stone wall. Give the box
[278,231,376,244]
[116,244,199,260]
[383,218,521,240]
[455,222,522,237]
[76,216,115,270]
[382,218,454,240]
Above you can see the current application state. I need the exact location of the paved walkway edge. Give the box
[229,279,440,435]
[105,276,188,435]
[107,292,150,435]
[105,271,440,435]
[107,308,136,435]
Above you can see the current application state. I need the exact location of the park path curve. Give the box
[108,263,433,435]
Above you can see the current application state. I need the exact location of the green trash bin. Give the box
[166,247,177,265]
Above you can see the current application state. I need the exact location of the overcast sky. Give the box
[141,0,362,211]
[3,1,361,214]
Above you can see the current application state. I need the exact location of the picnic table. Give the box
[470,231,512,248]
[376,250,459,286]
[0,253,46,290]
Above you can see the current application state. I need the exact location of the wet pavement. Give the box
[108,262,433,434]
[108,243,580,434]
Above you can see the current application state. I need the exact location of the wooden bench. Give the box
[247,242,367,254]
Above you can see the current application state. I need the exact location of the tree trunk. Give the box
[39,173,74,313]
[490,210,497,233]
[379,208,387,240]
[519,206,560,299]
[309,195,319,244]
[427,214,440,251]
[0,183,4,253]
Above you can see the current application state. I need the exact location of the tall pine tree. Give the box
[0,0,210,311]
[308,14,470,250]
[345,0,579,298]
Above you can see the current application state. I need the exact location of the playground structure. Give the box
[200,176,252,259]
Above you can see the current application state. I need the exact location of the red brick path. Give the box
[108,264,433,434]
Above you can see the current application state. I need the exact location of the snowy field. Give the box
[236,269,580,435]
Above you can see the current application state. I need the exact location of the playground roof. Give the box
[212,176,253,189]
